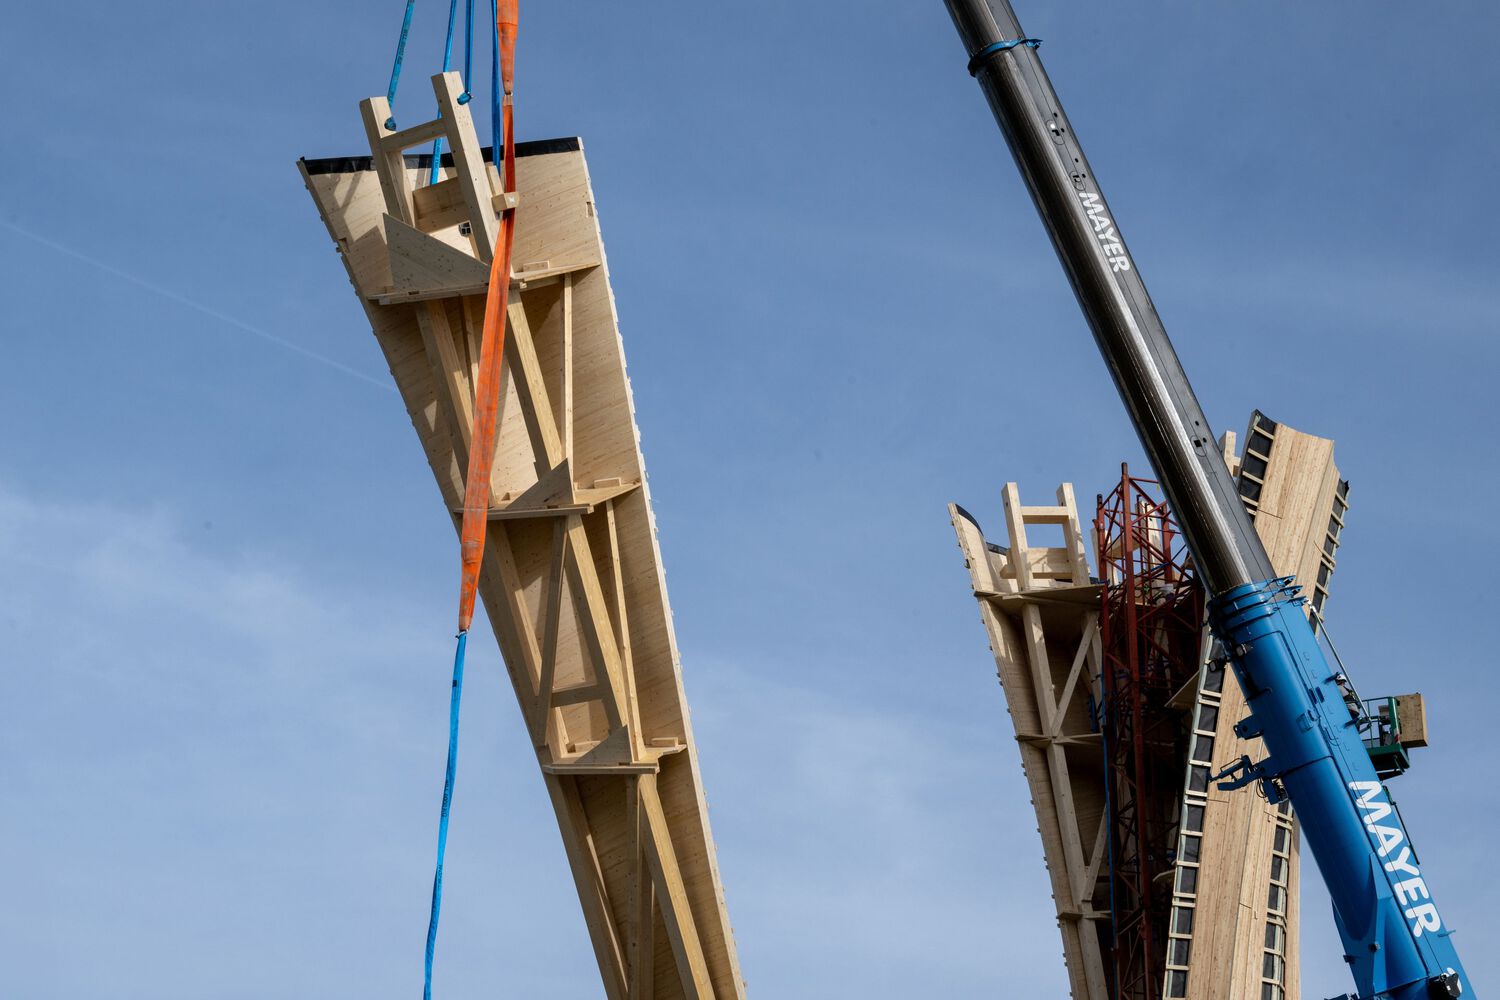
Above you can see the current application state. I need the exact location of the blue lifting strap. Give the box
[440,0,460,83]
[423,630,468,1000]
[385,0,419,129]
[489,0,501,167]
[967,36,1041,76]
[428,0,462,183]
[460,0,476,105]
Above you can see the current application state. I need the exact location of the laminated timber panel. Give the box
[1168,414,1346,1000]
[950,486,1110,1000]
[298,75,743,999]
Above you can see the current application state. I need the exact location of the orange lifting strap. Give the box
[457,0,519,634]
[422,5,519,998]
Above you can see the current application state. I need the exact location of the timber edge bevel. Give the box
[299,72,744,999]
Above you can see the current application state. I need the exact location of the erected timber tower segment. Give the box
[949,414,1350,1000]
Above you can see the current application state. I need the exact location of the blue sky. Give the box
[2,2,1497,997]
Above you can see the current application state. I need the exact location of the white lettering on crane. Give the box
[1078,192,1132,273]
[1350,780,1443,937]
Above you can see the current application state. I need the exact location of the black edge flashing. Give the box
[950,502,982,532]
[300,136,582,177]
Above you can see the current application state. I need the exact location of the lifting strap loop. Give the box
[489,0,501,171]
[456,0,518,633]
[967,36,1041,76]
[460,0,476,105]
[427,0,463,184]
[384,0,418,129]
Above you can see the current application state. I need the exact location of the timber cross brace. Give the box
[300,71,745,999]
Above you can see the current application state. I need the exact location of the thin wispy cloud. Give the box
[0,220,395,393]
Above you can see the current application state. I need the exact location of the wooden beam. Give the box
[1057,483,1093,583]
[380,116,448,152]
[1081,810,1109,897]
[546,774,628,1000]
[542,761,658,777]
[533,519,568,748]
[415,176,520,233]
[370,260,598,306]
[415,299,475,471]
[562,272,575,461]
[460,295,483,397]
[1050,614,1097,740]
[358,96,416,225]
[489,524,544,705]
[505,298,567,475]
[628,776,657,1000]
[605,500,642,739]
[639,774,714,1000]
[553,682,609,707]
[562,515,629,737]
[430,71,499,260]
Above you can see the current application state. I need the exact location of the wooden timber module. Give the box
[947,412,1349,1000]
[298,72,744,1000]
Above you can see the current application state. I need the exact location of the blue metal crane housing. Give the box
[1213,580,1464,997]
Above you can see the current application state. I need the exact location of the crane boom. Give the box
[942,2,1471,997]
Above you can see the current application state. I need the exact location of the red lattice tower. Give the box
[1096,466,1205,1000]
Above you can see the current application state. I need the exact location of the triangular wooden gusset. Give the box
[385,213,492,299]
[300,72,744,999]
